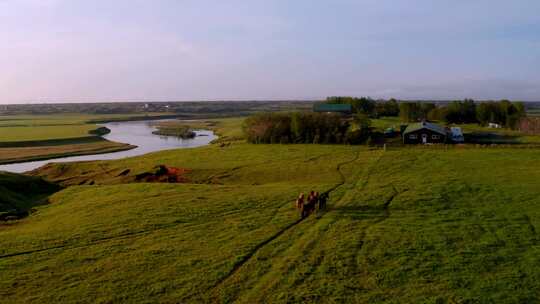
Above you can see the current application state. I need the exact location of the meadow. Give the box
[2,113,540,302]
[0,125,99,142]
[2,138,540,303]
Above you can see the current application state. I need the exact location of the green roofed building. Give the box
[313,103,352,114]
[403,121,448,144]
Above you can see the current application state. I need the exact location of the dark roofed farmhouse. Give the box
[403,121,448,144]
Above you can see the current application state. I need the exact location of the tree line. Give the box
[325,96,526,129]
[399,99,526,129]
[242,112,371,144]
[244,99,527,145]
[325,96,399,118]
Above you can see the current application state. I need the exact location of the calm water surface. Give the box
[0,120,217,173]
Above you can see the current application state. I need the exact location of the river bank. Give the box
[0,120,216,173]
[0,138,136,165]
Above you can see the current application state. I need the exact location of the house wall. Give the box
[403,128,447,144]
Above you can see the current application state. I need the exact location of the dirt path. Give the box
[323,148,362,195]
[209,217,304,292]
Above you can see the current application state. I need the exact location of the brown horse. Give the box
[296,193,305,209]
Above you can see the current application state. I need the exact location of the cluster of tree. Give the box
[375,98,400,117]
[152,125,196,139]
[243,112,371,144]
[326,96,375,116]
[399,102,436,122]
[476,100,525,129]
[400,99,526,129]
[325,96,399,117]
[441,99,478,124]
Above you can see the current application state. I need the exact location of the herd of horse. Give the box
[295,191,328,218]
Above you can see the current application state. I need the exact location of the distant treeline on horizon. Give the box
[1,99,539,116]
[325,96,529,129]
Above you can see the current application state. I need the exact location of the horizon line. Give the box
[2,98,540,106]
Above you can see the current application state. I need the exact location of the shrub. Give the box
[243,112,363,144]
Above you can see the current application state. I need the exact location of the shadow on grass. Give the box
[0,172,63,221]
[465,132,521,144]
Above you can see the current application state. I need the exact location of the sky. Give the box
[1,0,539,104]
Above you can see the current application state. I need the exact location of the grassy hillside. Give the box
[30,143,362,187]
[2,142,540,303]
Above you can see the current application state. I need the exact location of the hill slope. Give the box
[1,145,540,303]
[0,172,61,217]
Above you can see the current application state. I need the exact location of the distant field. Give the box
[0,138,135,165]
[0,113,176,164]
[0,113,178,127]
[1,142,540,302]
[0,125,98,142]
[370,116,401,130]
[0,113,179,127]
[528,109,540,117]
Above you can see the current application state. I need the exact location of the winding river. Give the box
[0,120,217,173]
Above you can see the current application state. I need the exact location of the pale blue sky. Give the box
[1,0,539,103]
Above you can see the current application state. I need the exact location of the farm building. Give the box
[313,103,352,115]
[403,121,448,144]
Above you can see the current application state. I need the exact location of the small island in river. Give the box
[152,124,196,139]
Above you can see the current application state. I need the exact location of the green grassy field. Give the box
[0,113,179,127]
[370,116,401,131]
[0,125,100,142]
[2,139,540,303]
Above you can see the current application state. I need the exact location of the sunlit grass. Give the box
[1,142,540,302]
